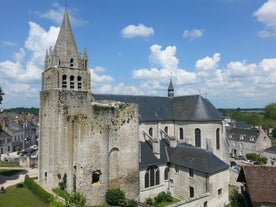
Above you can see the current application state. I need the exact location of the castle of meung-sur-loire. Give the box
[39,10,230,207]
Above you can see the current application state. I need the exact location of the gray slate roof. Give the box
[168,143,229,174]
[264,145,276,154]
[140,139,229,174]
[227,128,258,143]
[93,94,223,122]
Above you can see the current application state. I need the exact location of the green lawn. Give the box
[0,185,48,207]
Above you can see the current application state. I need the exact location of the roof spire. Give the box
[168,73,174,98]
[53,8,81,68]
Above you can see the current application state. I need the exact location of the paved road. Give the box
[0,167,38,189]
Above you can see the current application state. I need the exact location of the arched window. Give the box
[164,126,168,134]
[144,166,160,188]
[216,128,220,150]
[179,127,184,140]
[195,128,201,147]
[164,167,169,180]
[70,58,74,67]
[62,75,67,88]
[70,75,75,89]
[77,76,82,89]
[149,127,153,137]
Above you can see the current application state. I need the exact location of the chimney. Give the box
[152,138,160,157]
[169,136,177,148]
[232,122,236,128]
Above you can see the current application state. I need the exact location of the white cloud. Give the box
[226,61,256,77]
[2,41,17,47]
[149,45,179,69]
[254,0,276,37]
[183,29,204,39]
[121,24,154,38]
[195,53,220,70]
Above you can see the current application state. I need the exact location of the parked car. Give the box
[230,161,237,167]
[242,159,251,164]
[232,165,241,173]
[235,155,244,160]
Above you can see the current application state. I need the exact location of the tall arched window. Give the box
[164,167,169,180]
[70,75,75,89]
[145,166,160,188]
[62,75,67,88]
[195,128,201,147]
[216,128,220,150]
[70,58,74,67]
[179,127,184,140]
[149,127,153,137]
[164,126,168,134]
[77,76,82,89]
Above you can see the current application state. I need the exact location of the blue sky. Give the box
[1,0,276,109]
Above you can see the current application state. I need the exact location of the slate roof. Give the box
[237,166,276,204]
[5,121,24,133]
[140,139,229,174]
[168,143,229,174]
[0,130,12,141]
[264,145,276,154]
[227,128,258,143]
[93,94,223,122]
[140,139,170,169]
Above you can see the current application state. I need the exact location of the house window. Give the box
[70,75,75,89]
[218,188,222,196]
[77,76,82,89]
[195,128,201,147]
[164,126,168,134]
[70,58,74,67]
[189,168,194,178]
[92,170,101,184]
[179,127,184,140]
[149,127,153,137]
[62,75,67,88]
[189,186,194,198]
[175,165,179,174]
[164,167,169,180]
[216,128,220,150]
[145,166,160,188]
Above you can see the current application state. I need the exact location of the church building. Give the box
[39,10,230,207]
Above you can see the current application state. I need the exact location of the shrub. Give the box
[154,191,168,203]
[145,197,154,205]
[16,182,24,188]
[0,186,5,193]
[125,199,138,207]
[106,188,125,206]
[24,175,53,204]
[66,192,86,207]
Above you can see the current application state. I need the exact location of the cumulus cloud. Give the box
[183,29,204,39]
[33,3,87,26]
[121,24,154,38]
[254,0,276,37]
[195,53,220,70]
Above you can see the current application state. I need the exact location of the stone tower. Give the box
[39,10,139,205]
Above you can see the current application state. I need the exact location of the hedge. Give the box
[24,175,54,204]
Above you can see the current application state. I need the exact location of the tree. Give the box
[0,87,4,104]
[264,103,276,120]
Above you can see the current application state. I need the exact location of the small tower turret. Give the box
[168,77,174,97]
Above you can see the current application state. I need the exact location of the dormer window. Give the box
[70,58,74,67]
[240,135,245,140]
[250,136,255,141]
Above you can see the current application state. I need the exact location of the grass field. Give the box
[0,185,48,207]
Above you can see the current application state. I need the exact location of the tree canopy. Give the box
[0,87,4,104]
[264,103,276,120]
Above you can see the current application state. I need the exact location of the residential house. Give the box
[237,166,276,207]
[262,145,276,166]
[227,126,271,158]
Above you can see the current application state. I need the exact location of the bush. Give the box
[125,199,138,207]
[66,192,86,207]
[154,191,172,203]
[24,175,53,204]
[16,183,24,188]
[106,188,125,206]
[246,153,267,164]
[145,197,154,205]
[0,186,5,193]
